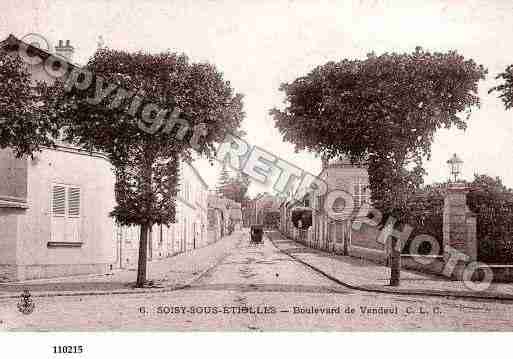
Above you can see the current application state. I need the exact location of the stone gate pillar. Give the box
[443,183,477,261]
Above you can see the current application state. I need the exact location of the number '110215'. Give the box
[53,345,83,354]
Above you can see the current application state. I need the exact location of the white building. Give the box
[118,160,209,268]
[0,34,212,279]
[0,35,119,281]
[280,156,371,254]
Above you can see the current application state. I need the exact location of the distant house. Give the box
[252,192,281,225]
[228,201,243,230]
[208,193,225,242]
[207,193,242,234]
[242,197,256,227]
[280,156,370,253]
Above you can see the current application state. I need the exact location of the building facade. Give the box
[248,192,282,226]
[280,156,370,254]
[118,161,209,269]
[0,147,117,281]
[242,198,256,227]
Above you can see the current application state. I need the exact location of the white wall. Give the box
[18,147,116,267]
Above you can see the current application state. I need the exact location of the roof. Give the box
[0,199,29,209]
[183,161,209,190]
[252,192,266,202]
[0,34,79,69]
[317,156,368,179]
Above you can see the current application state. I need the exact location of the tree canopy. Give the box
[490,64,513,110]
[271,48,486,221]
[49,48,244,226]
[0,51,60,156]
[55,49,244,286]
[216,164,231,194]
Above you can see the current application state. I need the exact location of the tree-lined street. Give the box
[2,231,513,331]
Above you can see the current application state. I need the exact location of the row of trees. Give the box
[0,45,244,287]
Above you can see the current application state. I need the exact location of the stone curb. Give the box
[268,233,513,302]
[0,251,231,300]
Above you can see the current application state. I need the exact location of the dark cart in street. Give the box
[250,224,263,244]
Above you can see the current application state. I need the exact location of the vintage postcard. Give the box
[1,0,513,342]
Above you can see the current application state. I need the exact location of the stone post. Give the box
[465,213,477,261]
[443,183,477,261]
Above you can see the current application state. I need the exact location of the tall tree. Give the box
[216,164,231,195]
[271,48,486,222]
[61,49,243,287]
[271,48,486,285]
[2,46,244,287]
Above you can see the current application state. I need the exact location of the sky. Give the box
[2,0,513,196]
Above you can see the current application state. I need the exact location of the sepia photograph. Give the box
[1,1,513,350]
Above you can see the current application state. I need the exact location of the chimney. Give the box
[55,39,74,61]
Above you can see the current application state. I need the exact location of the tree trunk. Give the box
[136,223,150,287]
[389,237,401,286]
[342,222,349,256]
[136,149,154,288]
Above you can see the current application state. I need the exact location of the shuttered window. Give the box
[68,187,81,217]
[52,185,66,217]
[52,184,81,218]
[50,184,82,245]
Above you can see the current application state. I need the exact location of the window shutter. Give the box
[68,187,81,217]
[52,185,66,217]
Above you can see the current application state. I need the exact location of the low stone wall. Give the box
[348,245,386,265]
[348,248,513,283]
[281,228,513,283]
[400,256,513,282]
[349,224,473,281]
[487,265,513,282]
[400,255,463,280]
[347,245,471,281]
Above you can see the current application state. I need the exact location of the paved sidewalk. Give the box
[268,231,513,301]
[0,231,246,298]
